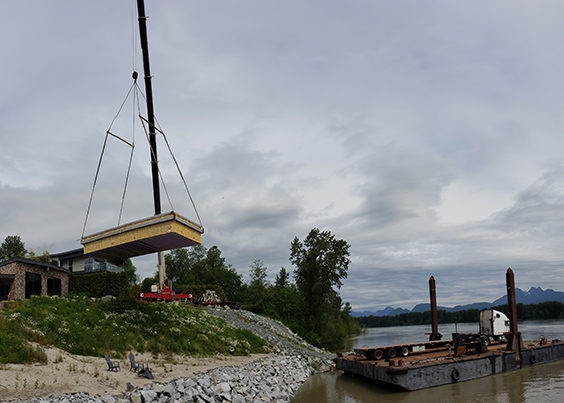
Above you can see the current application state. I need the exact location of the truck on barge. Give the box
[335,269,564,391]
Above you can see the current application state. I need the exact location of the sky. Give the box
[3,1,564,312]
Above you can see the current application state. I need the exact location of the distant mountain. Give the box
[352,287,564,318]
[411,303,450,313]
[449,302,493,312]
[350,306,410,317]
[491,287,564,306]
[410,302,492,313]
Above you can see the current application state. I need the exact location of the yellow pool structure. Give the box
[81,211,203,260]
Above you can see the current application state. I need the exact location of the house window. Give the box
[47,277,62,296]
[25,272,42,298]
[85,257,93,272]
[69,260,73,272]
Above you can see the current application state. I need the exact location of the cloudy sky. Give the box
[3,1,564,311]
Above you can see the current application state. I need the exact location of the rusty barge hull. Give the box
[335,341,564,391]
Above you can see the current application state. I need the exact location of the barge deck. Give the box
[338,269,564,390]
[335,339,564,390]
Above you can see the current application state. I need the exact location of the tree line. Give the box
[356,301,564,328]
[3,230,359,351]
[141,228,360,351]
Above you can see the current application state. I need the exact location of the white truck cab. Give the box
[480,309,510,338]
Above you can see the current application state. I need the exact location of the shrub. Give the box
[128,284,141,300]
[69,271,129,297]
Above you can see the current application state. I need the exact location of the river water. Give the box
[292,320,564,402]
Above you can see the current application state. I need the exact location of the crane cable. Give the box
[82,81,137,239]
[136,90,204,229]
[82,79,204,239]
[118,80,139,226]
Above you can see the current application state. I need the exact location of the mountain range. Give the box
[351,287,564,317]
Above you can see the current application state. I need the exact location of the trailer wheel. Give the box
[400,347,409,357]
[374,349,384,360]
[480,335,489,346]
[387,348,397,358]
[451,368,460,381]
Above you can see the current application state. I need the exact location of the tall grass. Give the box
[0,296,267,363]
[0,316,47,364]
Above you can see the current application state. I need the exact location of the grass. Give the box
[0,309,48,364]
[0,295,268,364]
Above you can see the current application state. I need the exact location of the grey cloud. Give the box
[5,1,564,310]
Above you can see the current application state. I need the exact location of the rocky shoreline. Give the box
[4,307,335,403]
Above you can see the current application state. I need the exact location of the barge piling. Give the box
[428,275,442,341]
[506,268,523,365]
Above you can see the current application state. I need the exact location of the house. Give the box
[0,257,69,302]
[51,248,125,274]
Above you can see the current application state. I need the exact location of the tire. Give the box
[374,349,384,360]
[387,348,397,359]
[400,347,409,357]
[451,368,460,381]
[481,336,489,347]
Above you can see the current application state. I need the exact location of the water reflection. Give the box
[293,320,564,402]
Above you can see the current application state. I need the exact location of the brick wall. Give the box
[0,260,69,301]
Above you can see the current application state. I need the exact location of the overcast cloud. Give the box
[3,1,564,311]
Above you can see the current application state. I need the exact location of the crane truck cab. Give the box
[479,309,510,342]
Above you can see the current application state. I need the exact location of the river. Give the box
[292,319,564,402]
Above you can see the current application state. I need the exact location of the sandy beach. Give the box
[0,346,268,401]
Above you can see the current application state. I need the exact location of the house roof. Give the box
[51,247,124,266]
[50,248,84,260]
[0,257,70,274]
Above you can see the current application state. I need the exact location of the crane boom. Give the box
[136,0,165,289]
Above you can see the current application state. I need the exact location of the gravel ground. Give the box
[204,306,333,360]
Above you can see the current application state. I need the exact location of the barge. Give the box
[335,269,564,390]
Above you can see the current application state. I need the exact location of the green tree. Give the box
[1,235,27,260]
[165,248,190,283]
[164,245,243,301]
[27,250,52,263]
[203,246,243,301]
[290,228,352,349]
[290,229,350,322]
[140,272,159,292]
[249,259,268,286]
[246,260,270,313]
[122,258,138,285]
[275,267,290,288]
